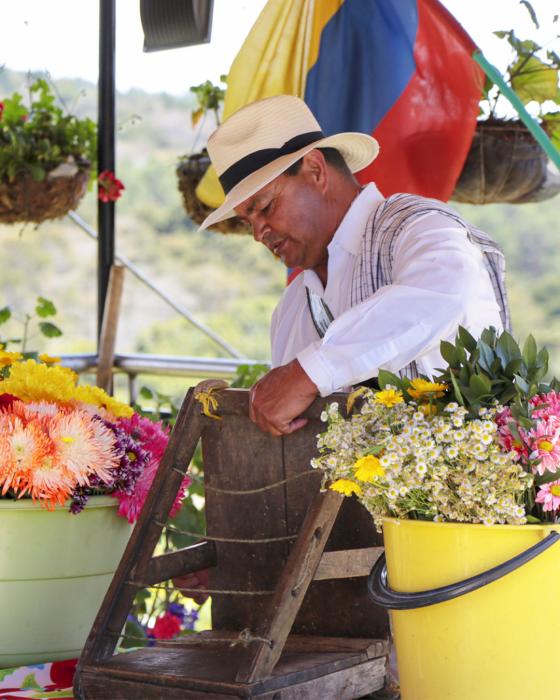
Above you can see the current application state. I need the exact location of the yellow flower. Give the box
[39,353,61,364]
[0,358,133,417]
[0,350,23,367]
[329,479,363,497]
[74,385,134,418]
[407,378,447,401]
[374,389,404,407]
[354,455,385,482]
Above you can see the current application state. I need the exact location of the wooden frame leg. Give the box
[236,489,344,683]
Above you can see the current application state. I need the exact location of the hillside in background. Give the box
[0,68,559,381]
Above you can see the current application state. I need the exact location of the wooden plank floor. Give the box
[79,636,387,699]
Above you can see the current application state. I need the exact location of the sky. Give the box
[0,0,557,97]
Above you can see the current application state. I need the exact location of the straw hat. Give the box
[199,95,379,230]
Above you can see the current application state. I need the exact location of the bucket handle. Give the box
[368,530,560,610]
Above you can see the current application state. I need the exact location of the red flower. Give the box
[0,102,4,120]
[98,170,125,202]
[151,611,182,640]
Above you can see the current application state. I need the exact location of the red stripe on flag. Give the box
[357,0,484,200]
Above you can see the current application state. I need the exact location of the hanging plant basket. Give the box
[176,152,250,234]
[451,119,558,205]
[0,166,90,225]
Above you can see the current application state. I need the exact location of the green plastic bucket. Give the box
[0,495,133,667]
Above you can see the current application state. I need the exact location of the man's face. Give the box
[234,155,333,272]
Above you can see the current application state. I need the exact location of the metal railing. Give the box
[61,352,267,403]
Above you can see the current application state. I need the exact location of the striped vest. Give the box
[349,194,511,379]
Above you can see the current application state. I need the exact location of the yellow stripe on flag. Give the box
[307,0,344,73]
[196,0,313,210]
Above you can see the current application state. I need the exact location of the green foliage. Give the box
[435,326,556,417]
[189,75,227,128]
[0,78,97,183]
[377,326,558,420]
[485,5,560,120]
[0,296,63,353]
[230,363,269,388]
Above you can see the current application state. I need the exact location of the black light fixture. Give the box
[140,0,214,52]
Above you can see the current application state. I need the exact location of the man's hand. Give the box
[249,359,318,436]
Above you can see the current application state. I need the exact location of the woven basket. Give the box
[0,168,90,224]
[451,120,549,205]
[176,153,250,234]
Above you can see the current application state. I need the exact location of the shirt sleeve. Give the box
[296,212,500,396]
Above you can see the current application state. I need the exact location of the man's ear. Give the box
[300,149,329,193]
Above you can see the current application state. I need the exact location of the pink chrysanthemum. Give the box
[536,480,560,512]
[495,407,529,461]
[528,417,560,475]
[530,391,560,421]
[112,415,190,523]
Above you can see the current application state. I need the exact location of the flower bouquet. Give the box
[312,326,560,700]
[0,350,190,518]
[313,326,560,528]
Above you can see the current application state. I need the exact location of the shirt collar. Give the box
[327,182,385,256]
[302,182,385,292]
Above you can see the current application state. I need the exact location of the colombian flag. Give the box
[197,0,484,207]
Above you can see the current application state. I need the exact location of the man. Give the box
[200,95,508,436]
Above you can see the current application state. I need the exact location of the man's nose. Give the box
[251,216,269,243]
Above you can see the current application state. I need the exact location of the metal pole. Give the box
[97,0,117,341]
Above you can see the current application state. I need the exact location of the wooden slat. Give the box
[96,264,124,393]
[169,631,388,659]
[134,540,217,586]
[313,546,383,581]
[202,389,350,421]
[80,656,384,699]
[202,413,289,631]
[235,489,344,684]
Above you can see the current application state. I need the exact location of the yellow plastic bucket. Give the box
[369,518,560,700]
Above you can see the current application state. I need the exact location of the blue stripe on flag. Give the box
[304,0,419,135]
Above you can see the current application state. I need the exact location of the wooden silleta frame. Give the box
[74,384,389,699]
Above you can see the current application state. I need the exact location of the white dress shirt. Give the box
[270,183,503,396]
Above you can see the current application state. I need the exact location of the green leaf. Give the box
[139,386,154,399]
[481,327,497,347]
[35,296,57,317]
[440,340,458,367]
[505,358,524,377]
[448,371,465,406]
[0,306,11,325]
[29,163,46,181]
[477,340,495,373]
[511,56,559,104]
[536,469,560,486]
[519,0,539,29]
[120,617,148,649]
[458,326,477,352]
[526,514,542,523]
[469,374,492,398]
[495,331,522,369]
[377,369,402,389]
[38,321,62,338]
[522,334,537,367]
[514,373,530,394]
